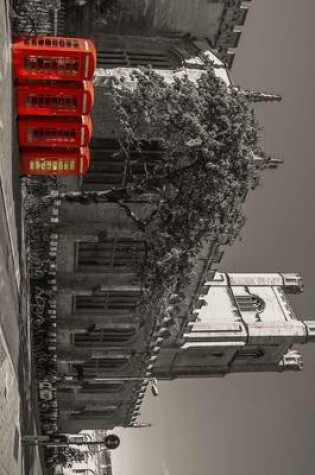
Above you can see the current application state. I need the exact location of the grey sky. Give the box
[112,2,315,474]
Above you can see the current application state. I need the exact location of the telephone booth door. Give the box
[17,81,94,115]
[20,147,90,176]
[13,37,96,81]
[18,116,92,147]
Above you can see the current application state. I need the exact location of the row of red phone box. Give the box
[13,36,97,176]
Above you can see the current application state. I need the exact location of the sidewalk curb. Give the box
[0,0,21,294]
[0,324,19,389]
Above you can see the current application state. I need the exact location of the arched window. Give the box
[74,291,140,313]
[84,357,128,369]
[97,46,182,69]
[81,381,123,394]
[74,327,136,346]
[76,238,146,272]
[199,351,224,359]
[209,352,224,358]
[235,295,265,313]
[83,139,163,190]
[235,347,265,359]
[72,358,129,381]
[71,407,117,419]
[74,357,129,379]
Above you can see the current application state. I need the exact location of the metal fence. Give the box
[23,177,60,438]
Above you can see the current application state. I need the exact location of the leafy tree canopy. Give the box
[111,66,261,296]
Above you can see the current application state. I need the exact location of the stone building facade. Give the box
[154,272,315,379]
[55,199,227,432]
[54,45,238,432]
[51,0,313,434]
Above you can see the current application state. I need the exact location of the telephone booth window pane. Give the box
[36,58,43,70]
[26,96,33,107]
[57,58,79,75]
[51,60,58,71]
[23,57,80,76]
[39,96,45,107]
[69,160,75,171]
[29,58,37,71]
[44,59,51,71]
[26,127,33,142]
[24,57,32,70]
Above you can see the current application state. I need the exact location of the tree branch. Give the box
[117,200,146,231]
[57,187,129,204]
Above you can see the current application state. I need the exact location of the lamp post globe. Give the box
[104,434,120,450]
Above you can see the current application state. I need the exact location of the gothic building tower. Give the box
[154,273,315,379]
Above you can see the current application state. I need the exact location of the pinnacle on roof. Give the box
[252,154,284,170]
[235,88,282,103]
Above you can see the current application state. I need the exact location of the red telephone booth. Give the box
[17,81,94,116]
[18,116,92,147]
[20,147,90,176]
[13,37,96,81]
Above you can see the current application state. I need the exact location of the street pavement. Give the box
[0,326,21,475]
[0,0,44,474]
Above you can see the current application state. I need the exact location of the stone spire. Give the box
[234,88,282,103]
[252,154,284,170]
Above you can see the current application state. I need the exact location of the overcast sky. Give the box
[112,2,315,474]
